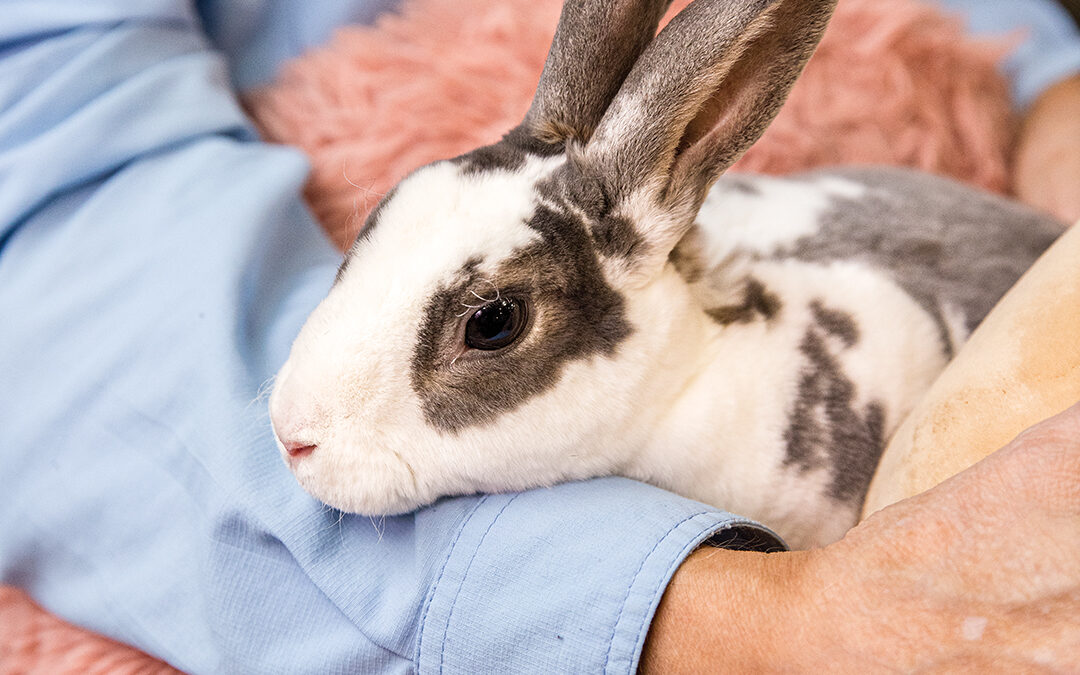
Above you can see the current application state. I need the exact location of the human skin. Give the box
[1014,74,1080,225]
[642,402,1080,672]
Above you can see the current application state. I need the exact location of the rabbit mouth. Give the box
[279,430,426,516]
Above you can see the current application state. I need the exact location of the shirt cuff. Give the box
[415,477,785,674]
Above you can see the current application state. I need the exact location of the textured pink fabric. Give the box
[3,0,1015,670]
[0,587,179,674]
[245,0,1015,250]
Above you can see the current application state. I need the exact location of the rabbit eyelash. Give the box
[454,278,501,317]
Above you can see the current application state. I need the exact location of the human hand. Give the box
[642,403,1080,672]
[798,401,1080,671]
[1014,74,1080,225]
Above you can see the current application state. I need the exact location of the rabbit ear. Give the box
[519,0,674,148]
[582,0,837,277]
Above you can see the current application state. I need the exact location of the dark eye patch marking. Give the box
[705,278,782,326]
[784,301,885,506]
[410,204,632,432]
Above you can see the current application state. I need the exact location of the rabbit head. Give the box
[270,0,838,515]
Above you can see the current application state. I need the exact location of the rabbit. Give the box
[268,0,1063,549]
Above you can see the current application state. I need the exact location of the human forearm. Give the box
[931,0,1080,223]
[640,547,807,673]
[1014,74,1080,223]
[643,403,1080,672]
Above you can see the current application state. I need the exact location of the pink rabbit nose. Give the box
[270,363,323,460]
[283,441,317,458]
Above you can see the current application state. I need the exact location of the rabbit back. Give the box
[659,167,1062,545]
[696,167,1061,353]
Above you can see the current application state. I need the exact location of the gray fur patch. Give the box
[454,127,565,175]
[807,300,857,347]
[668,228,707,284]
[787,167,1062,349]
[410,204,632,432]
[454,142,528,175]
[784,301,883,505]
[719,175,762,196]
[705,278,782,326]
[541,166,646,261]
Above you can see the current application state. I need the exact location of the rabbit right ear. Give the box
[579,0,838,284]
[518,0,675,149]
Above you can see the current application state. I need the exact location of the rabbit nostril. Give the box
[284,442,317,458]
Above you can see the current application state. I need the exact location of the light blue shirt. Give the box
[939,0,1080,107]
[0,2,781,673]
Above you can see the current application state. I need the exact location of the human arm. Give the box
[643,402,1080,672]
[1014,73,1080,224]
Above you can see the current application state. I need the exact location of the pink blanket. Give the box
[0,587,179,674]
[2,0,1014,670]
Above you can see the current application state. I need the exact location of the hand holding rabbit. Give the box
[643,403,1080,671]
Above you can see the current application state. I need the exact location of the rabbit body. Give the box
[269,0,1062,549]
[636,167,1058,546]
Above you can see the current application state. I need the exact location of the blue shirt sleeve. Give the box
[0,2,782,673]
[193,0,403,89]
[936,0,1080,108]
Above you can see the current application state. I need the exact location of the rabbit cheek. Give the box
[265,286,434,515]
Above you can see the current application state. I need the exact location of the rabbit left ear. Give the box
[518,0,674,148]
[581,0,837,281]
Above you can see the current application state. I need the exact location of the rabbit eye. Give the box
[465,298,528,351]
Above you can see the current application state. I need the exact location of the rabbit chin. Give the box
[286,443,430,516]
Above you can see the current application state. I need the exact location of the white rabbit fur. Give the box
[269,0,1062,549]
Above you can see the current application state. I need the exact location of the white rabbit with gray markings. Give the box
[269,0,1062,549]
